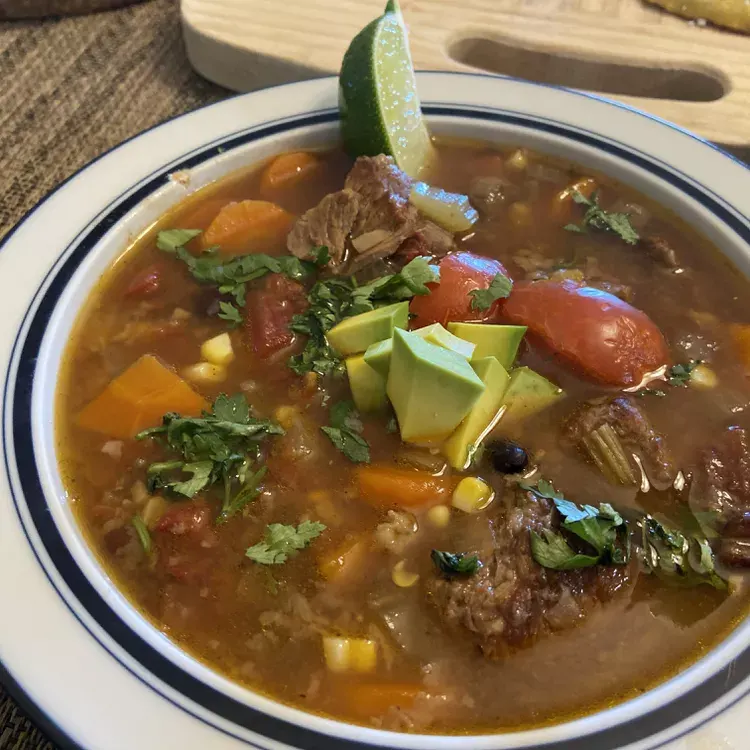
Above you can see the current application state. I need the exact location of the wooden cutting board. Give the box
[181,0,750,151]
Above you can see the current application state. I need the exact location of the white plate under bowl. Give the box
[1,74,749,750]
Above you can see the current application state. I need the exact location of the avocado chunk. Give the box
[447,323,527,370]
[346,354,387,412]
[364,323,474,379]
[501,366,564,426]
[327,302,409,356]
[442,357,511,470]
[387,329,486,444]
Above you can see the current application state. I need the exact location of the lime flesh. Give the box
[339,1,434,178]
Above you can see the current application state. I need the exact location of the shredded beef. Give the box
[429,485,632,658]
[642,235,680,269]
[287,155,455,272]
[563,395,674,489]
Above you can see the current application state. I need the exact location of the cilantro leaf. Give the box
[667,360,702,387]
[217,302,243,326]
[156,229,202,251]
[169,460,214,497]
[469,272,513,311]
[564,190,640,245]
[523,479,629,570]
[218,465,267,524]
[246,520,327,565]
[530,529,600,570]
[431,550,482,577]
[321,401,370,463]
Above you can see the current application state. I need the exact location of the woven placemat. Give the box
[0,0,226,746]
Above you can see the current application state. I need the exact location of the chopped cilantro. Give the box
[246,520,327,565]
[469,272,513,311]
[156,228,202,252]
[431,550,482,577]
[667,360,702,387]
[564,190,640,245]
[136,393,282,521]
[320,400,370,463]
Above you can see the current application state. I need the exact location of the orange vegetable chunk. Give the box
[318,535,369,581]
[77,354,209,439]
[202,199,294,256]
[731,324,750,370]
[355,466,452,509]
[260,151,321,197]
[338,682,427,719]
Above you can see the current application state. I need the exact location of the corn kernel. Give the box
[171,307,192,321]
[426,504,450,528]
[322,636,377,673]
[201,332,235,366]
[452,477,494,514]
[273,405,298,429]
[142,495,169,529]
[505,149,528,172]
[181,362,227,384]
[690,364,718,390]
[508,201,533,228]
[392,560,419,588]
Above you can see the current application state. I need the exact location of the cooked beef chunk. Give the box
[429,485,632,658]
[287,189,361,266]
[642,235,679,269]
[287,155,455,272]
[468,175,519,217]
[563,396,675,489]
[692,426,750,568]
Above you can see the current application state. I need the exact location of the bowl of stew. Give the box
[2,65,750,750]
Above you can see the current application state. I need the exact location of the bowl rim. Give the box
[2,72,750,750]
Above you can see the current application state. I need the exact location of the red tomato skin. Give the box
[124,263,163,298]
[245,274,307,358]
[409,252,510,328]
[498,280,670,387]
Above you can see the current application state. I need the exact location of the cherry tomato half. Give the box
[409,251,510,328]
[498,279,670,387]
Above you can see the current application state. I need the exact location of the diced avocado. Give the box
[387,329,486,444]
[363,338,393,379]
[447,323,527,370]
[327,302,408,356]
[346,355,387,412]
[364,323,473,379]
[442,357,511,470]
[501,366,564,426]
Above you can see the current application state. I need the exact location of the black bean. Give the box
[488,439,529,474]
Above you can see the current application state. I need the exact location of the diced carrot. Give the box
[731,324,750,370]
[177,197,228,231]
[260,151,322,198]
[337,682,426,719]
[319,535,369,581]
[77,354,209,439]
[551,177,597,222]
[355,466,453,509]
[202,199,294,256]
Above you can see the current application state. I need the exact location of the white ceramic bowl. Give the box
[1,74,749,750]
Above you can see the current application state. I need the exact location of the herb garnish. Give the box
[156,229,323,325]
[469,272,513,311]
[321,401,370,463]
[639,515,726,590]
[289,257,439,376]
[637,360,703,397]
[246,520,327,565]
[431,550,482,577]
[523,479,629,570]
[564,190,640,245]
[131,516,152,555]
[136,393,282,522]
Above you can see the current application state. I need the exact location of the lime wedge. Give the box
[339,0,435,178]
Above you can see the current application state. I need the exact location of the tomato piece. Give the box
[155,500,211,536]
[409,251,510,328]
[499,280,669,387]
[244,274,308,358]
[124,263,163,298]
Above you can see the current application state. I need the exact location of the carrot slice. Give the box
[202,199,294,256]
[260,151,321,197]
[77,354,209,439]
[732,324,750,370]
[355,466,453,509]
[337,682,427,719]
[318,535,369,581]
[551,177,597,222]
